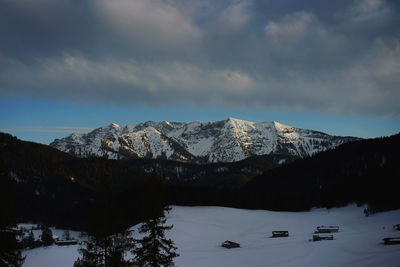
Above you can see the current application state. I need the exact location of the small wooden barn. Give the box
[312,234,334,241]
[383,237,400,245]
[315,226,339,233]
[221,240,240,248]
[271,231,289,238]
[55,239,79,246]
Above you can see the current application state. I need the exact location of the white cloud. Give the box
[264,12,316,42]
[348,0,391,22]
[2,54,256,105]
[215,1,250,32]
[95,0,203,50]
[343,37,400,116]
[5,45,399,116]
[1,0,399,117]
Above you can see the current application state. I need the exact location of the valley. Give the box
[22,205,400,267]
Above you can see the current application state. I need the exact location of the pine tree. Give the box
[0,171,25,267]
[75,174,137,267]
[22,230,35,249]
[40,226,54,246]
[74,230,134,267]
[28,231,35,246]
[62,230,71,240]
[133,207,179,267]
[0,228,25,267]
[74,235,104,267]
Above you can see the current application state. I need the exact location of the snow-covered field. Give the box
[23,205,400,267]
[20,227,81,267]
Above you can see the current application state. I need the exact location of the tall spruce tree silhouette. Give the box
[133,207,179,267]
[74,230,134,267]
[74,174,135,267]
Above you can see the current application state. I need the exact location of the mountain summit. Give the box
[50,118,359,163]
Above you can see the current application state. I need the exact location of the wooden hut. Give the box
[312,234,334,241]
[221,240,240,248]
[315,226,339,233]
[271,231,289,238]
[383,237,400,245]
[55,239,79,246]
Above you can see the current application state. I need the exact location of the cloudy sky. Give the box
[1,0,399,144]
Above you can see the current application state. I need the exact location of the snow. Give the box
[167,205,400,267]
[51,118,356,163]
[21,226,82,267]
[70,133,84,145]
[10,171,22,183]
[272,121,293,132]
[23,245,79,267]
[186,136,214,157]
[18,225,82,243]
[22,205,400,267]
[119,126,175,158]
[278,159,286,164]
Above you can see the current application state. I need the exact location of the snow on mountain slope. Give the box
[50,118,359,163]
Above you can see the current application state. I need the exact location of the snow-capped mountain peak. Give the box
[50,118,359,163]
[110,123,120,128]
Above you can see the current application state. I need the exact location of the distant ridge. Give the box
[50,118,359,163]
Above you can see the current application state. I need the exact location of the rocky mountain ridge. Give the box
[50,118,359,163]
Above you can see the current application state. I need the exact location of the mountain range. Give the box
[50,118,359,163]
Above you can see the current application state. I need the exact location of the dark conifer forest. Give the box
[1,132,399,234]
[240,133,400,212]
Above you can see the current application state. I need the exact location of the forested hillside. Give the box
[1,132,399,233]
[0,133,166,232]
[241,134,400,212]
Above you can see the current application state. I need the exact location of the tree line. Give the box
[1,132,400,266]
[1,165,179,267]
[74,207,178,267]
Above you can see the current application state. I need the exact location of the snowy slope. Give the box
[22,205,400,267]
[21,226,81,267]
[50,118,359,163]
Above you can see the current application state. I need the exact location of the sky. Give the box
[1,0,399,144]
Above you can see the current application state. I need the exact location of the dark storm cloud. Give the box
[1,0,399,116]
